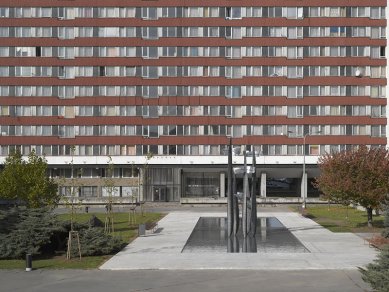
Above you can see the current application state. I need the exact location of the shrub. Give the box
[381,200,389,238]
[360,245,389,292]
[77,227,125,256]
[0,209,126,259]
[0,207,63,259]
[62,216,125,257]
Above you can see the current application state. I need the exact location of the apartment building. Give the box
[0,1,387,203]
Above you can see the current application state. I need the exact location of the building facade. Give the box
[0,1,387,203]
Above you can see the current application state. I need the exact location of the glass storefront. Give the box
[183,172,220,198]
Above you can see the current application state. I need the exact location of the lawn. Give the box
[0,211,164,270]
[57,211,164,243]
[293,205,385,233]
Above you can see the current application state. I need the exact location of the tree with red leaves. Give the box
[315,146,389,227]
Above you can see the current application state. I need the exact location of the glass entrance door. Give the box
[153,186,167,202]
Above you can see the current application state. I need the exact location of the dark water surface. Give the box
[182,217,309,253]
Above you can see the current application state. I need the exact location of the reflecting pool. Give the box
[182,217,309,253]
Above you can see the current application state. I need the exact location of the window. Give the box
[34,27,52,37]
[269,7,283,18]
[162,47,177,57]
[58,86,75,99]
[226,86,242,98]
[226,47,242,59]
[287,86,303,98]
[142,86,159,98]
[287,27,303,39]
[58,27,75,39]
[142,66,159,79]
[184,7,203,18]
[309,106,319,116]
[15,47,35,57]
[0,66,9,77]
[352,46,369,57]
[371,105,385,117]
[371,86,385,98]
[247,27,262,37]
[0,47,9,57]
[268,66,284,77]
[77,47,93,57]
[226,27,243,39]
[287,47,303,59]
[143,125,159,138]
[269,27,284,37]
[287,66,303,78]
[370,7,385,19]
[141,7,158,20]
[58,47,75,59]
[0,7,9,18]
[371,27,386,39]
[204,47,219,57]
[80,186,98,197]
[246,66,261,77]
[142,27,159,39]
[286,7,303,19]
[287,106,303,118]
[225,66,243,78]
[351,27,366,37]
[226,7,241,19]
[330,26,346,37]
[183,27,203,37]
[162,7,177,18]
[247,7,262,17]
[78,7,93,18]
[246,47,262,57]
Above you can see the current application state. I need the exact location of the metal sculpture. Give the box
[227,143,258,252]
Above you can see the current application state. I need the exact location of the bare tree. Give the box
[62,146,82,260]
[103,156,117,233]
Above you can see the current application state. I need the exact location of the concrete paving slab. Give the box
[100,211,378,270]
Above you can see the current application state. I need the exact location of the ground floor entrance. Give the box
[153,186,167,202]
[142,165,320,202]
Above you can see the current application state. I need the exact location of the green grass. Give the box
[57,211,164,243]
[292,205,385,233]
[0,211,164,270]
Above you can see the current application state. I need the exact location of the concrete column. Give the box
[220,172,226,198]
[260,217,267,242]
[260,172,267,198]
[300,172,307,200]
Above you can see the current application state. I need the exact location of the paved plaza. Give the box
[1,207,378,291]
[101,211,378,270]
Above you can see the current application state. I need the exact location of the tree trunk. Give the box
[366,207,373,228]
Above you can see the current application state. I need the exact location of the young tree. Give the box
[0,150,58,208]
[139,152,153,211]
[315,146,389,227]
[103,156,117,233]
[61,146,82,260]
